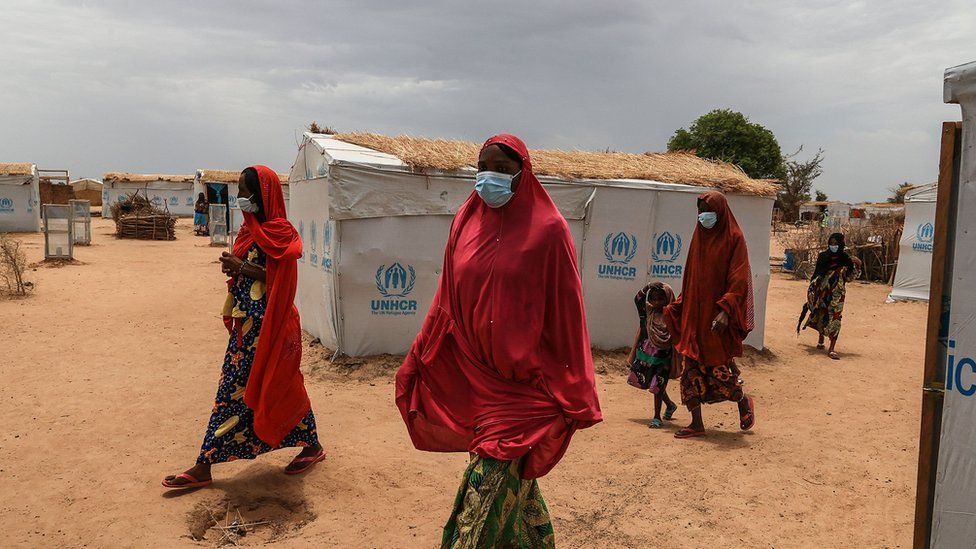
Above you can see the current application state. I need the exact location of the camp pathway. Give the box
[0,218,923,547]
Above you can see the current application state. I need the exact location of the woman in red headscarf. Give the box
[396,135,602,547]
[664,191,756,439]
[163,166,324,489]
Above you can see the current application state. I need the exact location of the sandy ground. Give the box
[0,219,924,548]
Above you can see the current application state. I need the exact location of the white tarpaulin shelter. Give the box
[101,173,195,218]
[194,169,290,232]
[888,183,937,302]
[0,163,41,232]
[929,60,976,548]
[288,132,775,357]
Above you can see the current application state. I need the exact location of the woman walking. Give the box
[665,191,756,439]
[193,192,209,236]
[798,232,861,360]
[396,134,602,548]
[163,166,324,489]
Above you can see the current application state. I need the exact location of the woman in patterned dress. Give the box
[798,233,861,360]
[163,166,324,489]
[664,191,756,439]
[396,134,602,548]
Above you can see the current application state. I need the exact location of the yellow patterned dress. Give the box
[197,244,318,464]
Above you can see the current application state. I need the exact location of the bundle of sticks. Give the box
[110,192,177,241]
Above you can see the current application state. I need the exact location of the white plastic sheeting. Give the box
[0,170,41,232]
[102,180,195,218]
[289,133,773,357]
[889,182,938,302]
[931,60,976,548]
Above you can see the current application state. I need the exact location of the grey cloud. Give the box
[1,0,973,202]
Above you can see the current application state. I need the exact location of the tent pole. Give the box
[913,121,961,548]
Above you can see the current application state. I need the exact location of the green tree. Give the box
[888,182,914,204]
[668,109,786,181]
[815,189,828,202]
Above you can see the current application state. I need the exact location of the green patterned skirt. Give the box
[442,455,555,549]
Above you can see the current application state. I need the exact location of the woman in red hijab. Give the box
[163,166,324,489]
[396,135,602,547]
[665,191,756,439]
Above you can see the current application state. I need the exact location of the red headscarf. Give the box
[665,191,754,366]
[395,134,602,479]
[229,165,309,447]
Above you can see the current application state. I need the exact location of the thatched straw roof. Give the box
[333,133,778,196]
[0,163,35,176]
[103,172,194,184]
[197,169,289,185]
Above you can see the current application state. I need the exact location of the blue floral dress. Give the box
[197,244,319,464]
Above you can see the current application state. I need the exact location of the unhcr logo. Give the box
[321,222,333,272]
[598,232,638,281]
[0,197,13,214]
[169,196,179,206]
[309,221,318,265]
[650,231,683,279]
[913,222,934,253]
[372,262,418,316]
[947,340,976,397]
[151,196,163,207]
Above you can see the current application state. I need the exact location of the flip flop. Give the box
[829,351,840,360]
[740,396,756,431]
[649,418,664,429]
[674,427,706,439]
[161,473,212,489]
[816,344,825,350]
[663,403,678,421]
[284,450,327,475]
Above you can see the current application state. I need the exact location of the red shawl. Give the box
[395,134,602,479]
[229,165,309,447]
[665,191,754,366]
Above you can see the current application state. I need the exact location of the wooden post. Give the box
[913,121,962,548]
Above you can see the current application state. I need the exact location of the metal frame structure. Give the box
[42,204,73,259]
[69,199,91,245]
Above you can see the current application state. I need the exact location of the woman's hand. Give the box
[219,252,243,276]
[711,309,730,332]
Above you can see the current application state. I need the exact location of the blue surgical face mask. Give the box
[237,196,259,213]
[475,170,518,208]
[829,244,839,253]
[698,211,718,229]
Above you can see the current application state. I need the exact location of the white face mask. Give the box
[237,196,259,213]
[829,244,839,253]
[698,212,718,229]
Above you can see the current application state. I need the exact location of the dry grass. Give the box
[102,172,194,184]
[333,132,778,196]
[0,235,34,296]
[0,163,35,176]
[197,169,290,184]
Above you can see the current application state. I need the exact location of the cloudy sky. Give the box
[2,0,973,202]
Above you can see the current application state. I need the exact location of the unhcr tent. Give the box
[888,182,937,302]
[0,163,41,232]
[288,132,776,357]
[70,178,103,207]
[101,173,195,218]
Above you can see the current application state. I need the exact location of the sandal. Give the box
[740,396,756,431]
[285,449,327,475]
[663,403,678,421]
[649,418,663,429]
[829,351,840,360]
[816,344,825,350]
[162,472,212,489]
[674,427,706,439]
